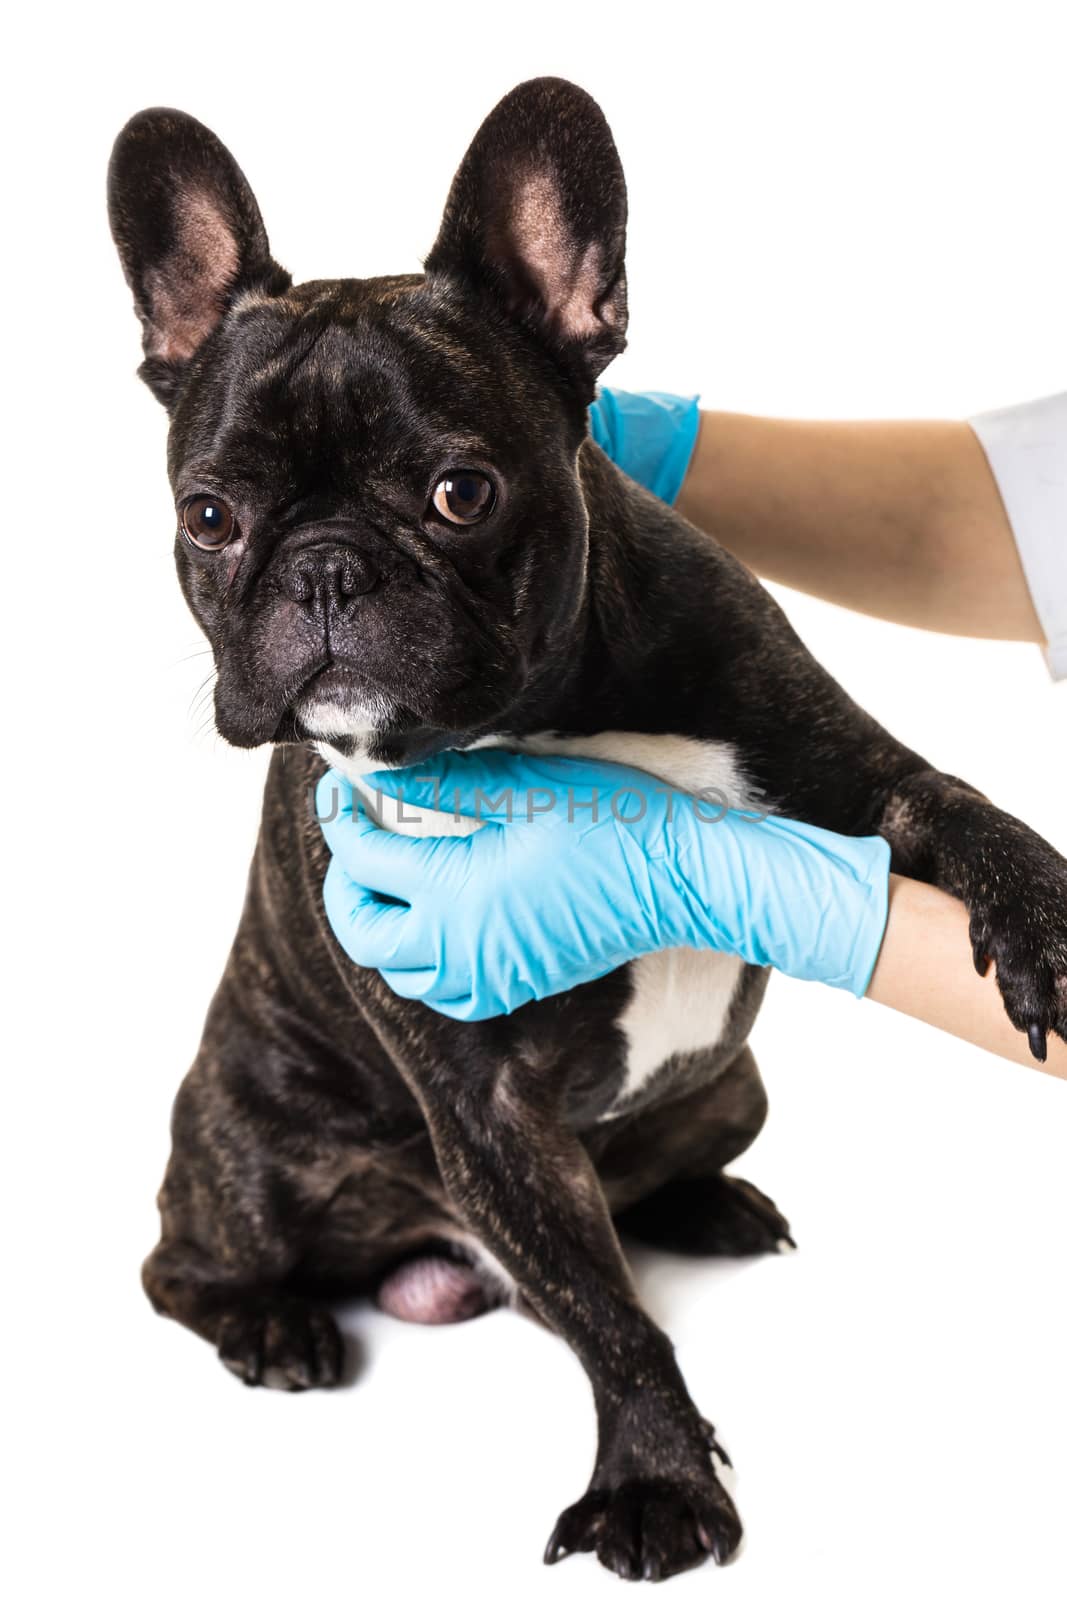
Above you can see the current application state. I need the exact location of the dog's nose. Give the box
[280,544,378,610]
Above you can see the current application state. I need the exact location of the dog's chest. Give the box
[328,730,755,1116]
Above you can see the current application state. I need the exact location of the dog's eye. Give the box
[180,495,237,550]
[430,472,495,526]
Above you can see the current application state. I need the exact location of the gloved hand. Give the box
[588,389,701,504]
[316,749,891,1022]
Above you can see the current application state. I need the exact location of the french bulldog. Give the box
[108,77,1067,1582]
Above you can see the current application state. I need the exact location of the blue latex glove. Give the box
[317,750,891,1022]
[588,389,701,504]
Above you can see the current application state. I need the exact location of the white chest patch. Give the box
[508,734,754,1114]
[318,728,758,1117]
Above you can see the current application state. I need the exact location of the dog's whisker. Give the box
[188,671,218,719]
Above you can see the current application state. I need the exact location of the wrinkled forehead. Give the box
[173,276,549,493]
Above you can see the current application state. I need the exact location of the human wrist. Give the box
[588,388,702,505]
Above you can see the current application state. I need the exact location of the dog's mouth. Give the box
[277,665,449,770]
[216,633,522,762]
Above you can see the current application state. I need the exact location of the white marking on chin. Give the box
[311,702,483,839]
[300,694,392,740]
[302,695,411,823]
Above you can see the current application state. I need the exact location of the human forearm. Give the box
[866,874,1067,1077]
[675,411,1046,643]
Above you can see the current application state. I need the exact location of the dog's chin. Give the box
[296,690,396,744]
[291,691,471,780]
[289,689,396,774]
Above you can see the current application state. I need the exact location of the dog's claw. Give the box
[547,1469,741,1581]
[543,1535,568,1565]
[709,1528,734,1565]
[699,1418,732,1469]
[696,1519,732,1563]
[1028,1022,1048,1062]
[216,1300,343,1391]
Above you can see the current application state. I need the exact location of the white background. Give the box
[4,3,1066,1597]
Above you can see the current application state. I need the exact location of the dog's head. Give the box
[108,78,627,767]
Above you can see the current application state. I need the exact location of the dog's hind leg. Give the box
[143,1236,346,1391]
[601,1048,795,1257]
[615,1171,795,1257]
[142,1015,358,1391]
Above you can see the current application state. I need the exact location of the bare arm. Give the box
[676,412,1047,642]
[866,875,1066,1077]
[675,411,1063,1074]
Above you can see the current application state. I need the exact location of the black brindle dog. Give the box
[109,77,1067,1582]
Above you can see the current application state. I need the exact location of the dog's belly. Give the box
[321,728,756,1116]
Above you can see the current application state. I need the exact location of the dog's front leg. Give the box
[417,1054,741,1582]
[878,768,1067,1057]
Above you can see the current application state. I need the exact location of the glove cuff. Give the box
[588,389,701,506]
[818,834,893,997]
[665,810,893,998]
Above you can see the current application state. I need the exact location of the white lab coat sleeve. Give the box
[969,393,1067,680]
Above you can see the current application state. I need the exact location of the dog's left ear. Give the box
[426,78,627,394]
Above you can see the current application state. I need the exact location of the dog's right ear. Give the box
[107,110,290,409]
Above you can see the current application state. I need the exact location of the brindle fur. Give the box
[109,79,1067,1583]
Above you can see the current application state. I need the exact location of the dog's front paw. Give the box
[216,1298,344,1391]
[544,1465,742,1582]
[970,884,1067,1061]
